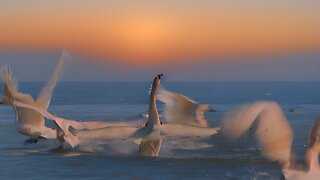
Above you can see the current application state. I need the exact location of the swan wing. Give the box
[158,88,209,127]
[36,50,69,109]
[1,65,34,103]
[1,66,41,128]
[222,101,293,168]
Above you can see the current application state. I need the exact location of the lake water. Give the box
[0,81,319,179]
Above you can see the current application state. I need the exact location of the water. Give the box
[0,81,319,179]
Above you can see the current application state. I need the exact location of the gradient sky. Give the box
[0,1,319,81]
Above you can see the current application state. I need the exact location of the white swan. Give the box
[222,101,320,179]
[0,51,68,141]
[157,87,214,127]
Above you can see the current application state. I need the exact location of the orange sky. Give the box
[0,1,319,65]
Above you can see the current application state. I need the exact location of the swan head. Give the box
[152,74,163,91]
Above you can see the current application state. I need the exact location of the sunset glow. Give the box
[0,1,319,64]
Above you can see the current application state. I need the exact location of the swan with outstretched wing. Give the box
[0,51,68,141]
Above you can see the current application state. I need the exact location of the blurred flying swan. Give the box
[15,74,220,157]
[222,101,320,180]
[0,51,68,142]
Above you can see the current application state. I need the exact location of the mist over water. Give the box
[0,81,319,179]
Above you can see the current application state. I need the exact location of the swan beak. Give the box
[157,74,163,79]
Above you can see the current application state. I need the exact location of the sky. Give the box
[0,1,319,81]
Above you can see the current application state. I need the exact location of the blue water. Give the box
[0,82,319,179]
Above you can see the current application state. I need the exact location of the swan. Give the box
[222,101,320,179]
[0,51,68,142]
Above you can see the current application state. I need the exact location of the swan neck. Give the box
[148,80,160,128]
